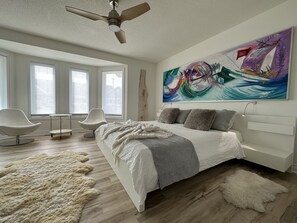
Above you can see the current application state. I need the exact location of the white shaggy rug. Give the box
[0,150,99,223]
[220,169,288,212]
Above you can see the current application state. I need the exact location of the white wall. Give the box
[155,0,297,164]
[0,27,157,122]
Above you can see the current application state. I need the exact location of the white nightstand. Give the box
[235,115,296,172]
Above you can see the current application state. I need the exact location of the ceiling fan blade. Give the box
[120,2,150,22]
[115,30,126,44]
[65,6,108,23]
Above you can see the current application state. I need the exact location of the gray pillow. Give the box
[158,108,180,124]
[184,109,217,131]
[211,109,237,131]
[175,109,191,124]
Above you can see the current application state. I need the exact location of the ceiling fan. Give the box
[65,0,150,44]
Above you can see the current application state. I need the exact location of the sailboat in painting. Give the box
[236,35,288,81]
[163,28,292,102]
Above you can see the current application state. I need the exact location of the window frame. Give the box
[0,52,9,110]
[101,67,125,119]
[69,68,90,115]
[30,62,56,116]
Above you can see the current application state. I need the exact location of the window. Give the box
[30,63,56,115]
[69,69,89,114]
[0,55,8,109]
[102,70,124,116]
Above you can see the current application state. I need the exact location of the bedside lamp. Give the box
[242,101,257,117]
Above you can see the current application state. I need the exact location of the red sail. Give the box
[236,47,253,59]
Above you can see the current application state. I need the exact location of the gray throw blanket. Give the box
[141,135,199,189]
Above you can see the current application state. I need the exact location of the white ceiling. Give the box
[0,0,288,63]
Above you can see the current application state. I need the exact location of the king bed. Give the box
[95,117,244,212]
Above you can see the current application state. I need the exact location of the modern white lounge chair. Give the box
[0,108,41,146]
[78,108,107,138]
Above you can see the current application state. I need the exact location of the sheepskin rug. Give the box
[0,150,99,223]
[220,169,287,212]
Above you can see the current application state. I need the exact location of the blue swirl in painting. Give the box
[163,28,292,102]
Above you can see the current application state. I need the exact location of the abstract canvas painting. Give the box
[163,28,293,102]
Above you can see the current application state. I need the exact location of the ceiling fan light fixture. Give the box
[109,24,121,32]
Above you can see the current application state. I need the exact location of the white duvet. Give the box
[96,121,245,205]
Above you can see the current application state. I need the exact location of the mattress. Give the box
[96,121,245,205]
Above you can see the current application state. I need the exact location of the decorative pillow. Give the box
[175,109,191,124]
[211,109,237,131]
[158,108,180,124]
[184,109,217,131]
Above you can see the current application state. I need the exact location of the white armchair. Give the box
[0,108,41,146]
[78,108,107,138]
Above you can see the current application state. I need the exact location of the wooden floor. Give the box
[0,134,297,223]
